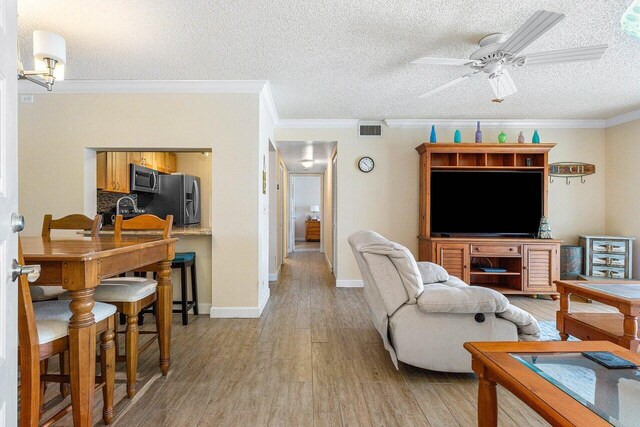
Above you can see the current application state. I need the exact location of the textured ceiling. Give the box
[274,141,336,173]
[17,0,640,120]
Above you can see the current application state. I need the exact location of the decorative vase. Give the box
[518,131,525,144]
[498,131,507,144]
[430,125,437,143]
[532,130,540,144]
[537,216,553,239]
[454,129,461,143]
[475,121,482,143]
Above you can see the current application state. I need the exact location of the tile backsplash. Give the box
[97,190,137,213]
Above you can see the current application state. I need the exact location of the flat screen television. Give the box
[430,170,543,237]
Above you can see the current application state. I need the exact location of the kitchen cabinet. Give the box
[127,152,143,166]
[140,152,156,169]
[154,152,177,173]
[97,152,107,190]
[164,152,177,173]
[98,151,129,193]
[98,151,178,193]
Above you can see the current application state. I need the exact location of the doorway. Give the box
[290,174,323,252]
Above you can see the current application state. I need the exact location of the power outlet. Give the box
[20,94,34,104]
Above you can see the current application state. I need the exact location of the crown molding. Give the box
[18,79,270,94]
[384,119,606,129]
[18,79,640,130]
[275,119,359,129]
[259,82,279,125]
[605,108,640,128]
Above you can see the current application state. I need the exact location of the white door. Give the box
[0,0,19,424]
[289,177,295,253]
[278,163,284,265]
[332,154,338,275]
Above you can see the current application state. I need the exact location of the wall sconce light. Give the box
[18,30,66,91]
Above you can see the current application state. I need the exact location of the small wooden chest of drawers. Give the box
[305,220,320,242]
[579,235,635,279]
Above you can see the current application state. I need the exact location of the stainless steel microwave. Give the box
[130,164,159,193]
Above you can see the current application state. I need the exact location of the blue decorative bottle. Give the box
[454,129,461,143]
[475,121,482,143]
[532,130,540,144]
[430,125,437,143]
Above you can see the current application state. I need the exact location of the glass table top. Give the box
[512,352,640,427]
[578,284,640,299]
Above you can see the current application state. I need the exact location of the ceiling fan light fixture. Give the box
[300,159,314,169]
[412,10,607,101]
[622,1,640,39]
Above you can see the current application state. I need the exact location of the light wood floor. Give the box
[295,241,321,251]
[40,251,615,426]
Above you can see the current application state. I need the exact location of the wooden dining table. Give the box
[21,235,176,426]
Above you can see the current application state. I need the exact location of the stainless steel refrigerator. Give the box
[146,173,201,226]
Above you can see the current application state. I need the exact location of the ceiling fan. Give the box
[412,10,608,102]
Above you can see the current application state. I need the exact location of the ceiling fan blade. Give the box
[521,44,608,65]
[411,57,479,66]
[488,69,517,100]
[418,73,475,98]
[500,10,565,56]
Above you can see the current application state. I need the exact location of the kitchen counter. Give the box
[78,225,212,237]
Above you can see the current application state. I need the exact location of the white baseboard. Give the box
[198,303,212,315]
[269,265,280,282]
[324,253,332,270]
[336,279,363,288]
[209,288,271,318]
[258,287,270,316]
[209,306,262,318]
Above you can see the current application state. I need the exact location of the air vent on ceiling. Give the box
[358,121,383,137]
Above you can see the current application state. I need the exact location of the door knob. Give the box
[11,259,41,283]
[11,212,25,232]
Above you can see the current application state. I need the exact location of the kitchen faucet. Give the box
[116,196,139,217]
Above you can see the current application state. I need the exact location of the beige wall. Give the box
[605,118,640,278]
[19,92,264,311]
[275,126,607,282]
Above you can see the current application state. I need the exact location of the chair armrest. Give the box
[417,283,509,314]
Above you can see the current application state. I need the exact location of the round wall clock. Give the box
[358,156,374,173]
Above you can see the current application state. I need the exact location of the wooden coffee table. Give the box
[464,341,640,427]
[555,280,640,351]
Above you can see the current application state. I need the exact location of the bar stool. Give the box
[172,252,198,325]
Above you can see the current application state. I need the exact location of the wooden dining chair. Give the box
[63,214,173,398]
[32,214,102,302]
[18,239,116,426]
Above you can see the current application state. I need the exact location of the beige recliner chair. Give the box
[349,230,539,373]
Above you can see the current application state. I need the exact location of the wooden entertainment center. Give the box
[416,143,561,298]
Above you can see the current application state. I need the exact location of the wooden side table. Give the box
[305,220,320,242]
[556,280,640,352]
